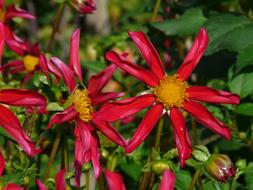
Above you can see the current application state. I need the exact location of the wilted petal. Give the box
[106,50,159,87]
[92,119,126,147]
[93,94,155,122]
[128,31,165,80]
[51,57,76,92]
[0,23,4,65]
[5,5,35,21]
[91,92,124,106]
[78,0,96,14]
[159,170,176,190]
[0,105,41,157]
[48,105,79,128]
[56,169,66,190]
[69,28,82,81]
[0,89,47,107]
[126,104,164,153]
[177,28,209,81]
[0,150,4,176]
[4,184,23,190]
[170,108,192,167]
[183,100,230,140]
[187,86,240,104]
[105,170,126,190]
[36,179,48,190]
[88,64,117,97]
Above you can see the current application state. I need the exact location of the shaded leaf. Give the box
[235,103,253,116]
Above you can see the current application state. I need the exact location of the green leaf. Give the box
[245,162,253,190]
[119,163,142,181]
[46,102,64,111]
[228,72,253,99]
[217,136,246,151]
[236,43,253,72]
[175,168,192,190]
[203,180,230,190]
[235,103,253,116]
[151,8,206,36]
[205,14,253,55]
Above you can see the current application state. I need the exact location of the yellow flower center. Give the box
[0,10,5,22]
[72,89,93,122]
[153,75,189,109]
[23,55,39,72]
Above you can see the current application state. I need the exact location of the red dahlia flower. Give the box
[47,28,125,186]
[0,0,35,63]
[0,89,46,157]
[94,28,240,167]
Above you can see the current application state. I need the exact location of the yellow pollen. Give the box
[72,89,93,122]
[0,10,5,22]
[153,75,189,109]
[23,54,39,72]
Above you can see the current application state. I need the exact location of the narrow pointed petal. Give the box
[0,0,4,9]
[92,119,126,147]
[0,105,41,157]
[0,23,5,65]
[106,50,159,87]
[39,54,50,80]
[91,92,124,106]
[128,31,165,80]
[0,150,4,176]
[177,28,209,80]
[56,169,66,190]
[159,170,176,190]
[187,86,240,104]
[170,108,192,167]
[5,39,26,56]
[4,184,23,190]
[93,94,155,122]
[36,179,48,190]
[5,5,35,21]
[88,64,117,97]
[51,57,76,92]
[0,89,47,107]
[0,60,24,73]
[48,105,78,128]
[47,59,62,80]
[90,133,101,178]
[69,28,82,81]
[183,100,230,140]
[126,104,164,153]
[105,170,127,190]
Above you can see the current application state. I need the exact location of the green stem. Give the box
[46,3,65,52]
[45,132,61,179]
[188,169,201,190]
[229,177,236,190]
[151,0,161,21]
[109,154,118,171]
[192,118,198,145]
[61,137,69,171]
[154,118,164,150]
[85,171,90,190]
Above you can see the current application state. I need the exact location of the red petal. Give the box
[170,108,192,167]
[39,54,50,80]
[159,170,176,190]
[88,64,117,97]
[0,0,4,9]
[48,105,78,128]
[91,92,124,106]
[183,100,230,140]
[0,89,47,107]
[51,57,76,92]
[90,132,101,178]
[36,179,48,190]
[78,0,96,14]
[5,5,35,21]
[128,31,165,80]
[126,104,163,153]
[105,170,127,190]
[187,86,240,104]
[4,184,23,190]
[92,119,126,147]
[0,150,4,176]
[55,169,66,190]
[177,28,209,80]
[93,94,155,122]
[69,28,82,81]
[0,60,24,74]
[105,50,159,87]
[0,105,41,157]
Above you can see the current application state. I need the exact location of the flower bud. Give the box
[70,0,96,14]
[204,154,235,182]
[151,159,175,175]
